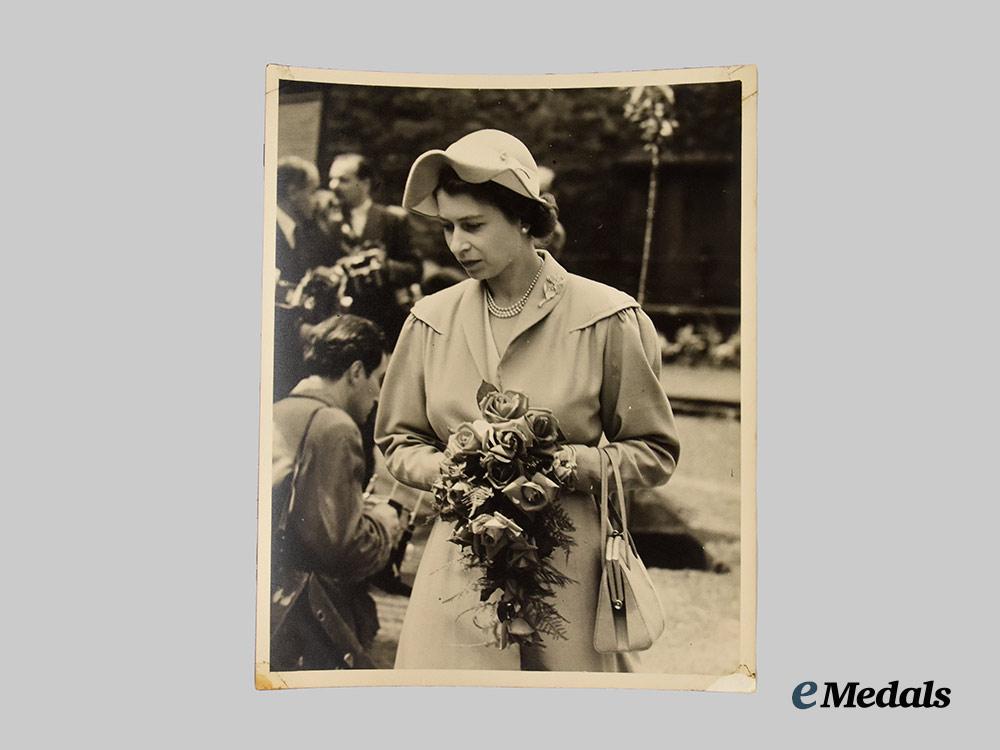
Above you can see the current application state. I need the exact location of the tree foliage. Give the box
[279,80,741,303]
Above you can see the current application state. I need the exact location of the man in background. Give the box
[328,153,421,345]
[275,156,323,284]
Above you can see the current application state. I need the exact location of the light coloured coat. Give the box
[375,251,680,671]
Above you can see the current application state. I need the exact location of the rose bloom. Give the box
[470,512,524,540]
[484,427,525,462]
[447,422,483,457]
[470,512,524,561]
[530,472,560,495]
[484,457,519,489]
[488,418,532,442]
[503,473,559,512]
[480,390,530,423]
[512,480,550,512]
[523,408,560,445]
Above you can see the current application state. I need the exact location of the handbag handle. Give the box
[598,446,629,540]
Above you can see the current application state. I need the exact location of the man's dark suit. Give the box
[273,220,347,401]
[344,203,421,345]
[276,221,342,285]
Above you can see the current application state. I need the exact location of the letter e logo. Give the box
[793,681,818,709]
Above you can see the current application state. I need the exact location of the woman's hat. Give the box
[402,129,544,218]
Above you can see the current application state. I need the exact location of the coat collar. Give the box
[455,281,489,383]
[409,249,639,340]
[496,249,569,346]
[453,250,568,383]
[288,377,345,410]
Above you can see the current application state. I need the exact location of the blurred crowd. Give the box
[274,153,423,397]
[273,153,566,400]
[271,151,429,670]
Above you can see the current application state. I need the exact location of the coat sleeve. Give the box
[374,315,446,495]
[291,411,397,581]
[575,308,681,493]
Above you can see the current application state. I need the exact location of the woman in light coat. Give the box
[375,129,680,671]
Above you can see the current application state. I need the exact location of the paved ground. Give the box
[368,384,744,674]
[661,363,740,404]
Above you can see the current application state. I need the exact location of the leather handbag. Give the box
[593,446,666,653]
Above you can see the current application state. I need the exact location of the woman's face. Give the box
[436,190,524,280]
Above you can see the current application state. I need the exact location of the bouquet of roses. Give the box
[432,382,578,649]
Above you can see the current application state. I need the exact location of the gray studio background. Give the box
[3,1,996,747]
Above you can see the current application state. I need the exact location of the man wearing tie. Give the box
[328,153,421,345]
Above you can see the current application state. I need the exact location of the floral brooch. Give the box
[539,272,565,307]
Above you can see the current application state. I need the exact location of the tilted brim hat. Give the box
[402,129,545,218]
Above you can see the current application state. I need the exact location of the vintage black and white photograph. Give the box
[256,65,756,690]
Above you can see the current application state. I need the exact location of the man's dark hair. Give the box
[302,314,386,379]
[336,153,375,184]
[276,156,319,201]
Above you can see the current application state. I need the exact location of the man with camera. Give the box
[270,314,405,671]
[328,153,422,345]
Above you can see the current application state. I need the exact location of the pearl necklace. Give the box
[486,259,545,318]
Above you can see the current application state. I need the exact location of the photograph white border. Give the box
[255,63,757,691]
